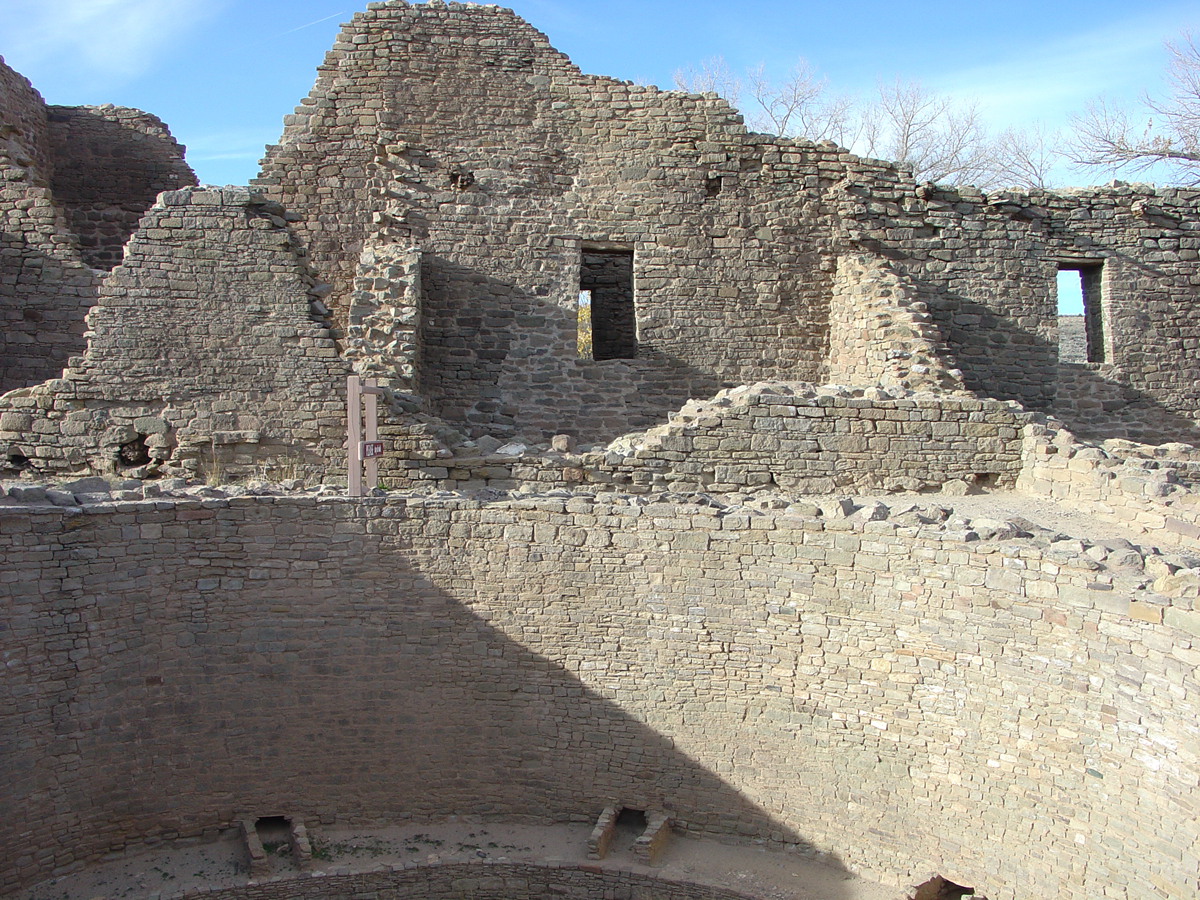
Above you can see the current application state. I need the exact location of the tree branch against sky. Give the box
[677,58,1062,190]
[1069,32,1200,183]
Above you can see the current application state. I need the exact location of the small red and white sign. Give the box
[360,441,384,460]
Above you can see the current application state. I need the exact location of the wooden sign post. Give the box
[347,375,386,497]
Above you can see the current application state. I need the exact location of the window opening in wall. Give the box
[579,248,635,360]
[577,290,593,357]
[1056,263,1104,364]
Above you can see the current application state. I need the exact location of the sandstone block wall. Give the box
[254,3,849,441]
[368,385,1030,496]
[3,491,1197,899]
[0,58,99,395]
[247,2,1200,445]
[0,187,351,480]
[1020,423,1200,552]
[186,862,756,900]
[45,104,197,270]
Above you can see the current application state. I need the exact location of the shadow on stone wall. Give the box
[911,291,1200,447]
[0,235,95,394]
[2,504,856,895]
[1053,362,1200,446]
[419,256,729,444]
[46,107,197,271]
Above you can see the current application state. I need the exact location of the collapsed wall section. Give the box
[45,105,197,270]
[826,254,963,392]
[2,493,1197,900]
[0,187,350,480]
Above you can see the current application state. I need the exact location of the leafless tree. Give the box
[673,55,743,110]
[860,79,999,186]
[989,123,1061,190]
[1069,32,1200,183]
[745,59,859,146]
[673,56,1066,189]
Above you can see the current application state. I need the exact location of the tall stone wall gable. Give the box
[0,59,99,394]
[0,187,351,480]
[254,3,845,439]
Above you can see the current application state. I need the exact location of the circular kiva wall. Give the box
[190,863,757,900]
[2,495,1197,899]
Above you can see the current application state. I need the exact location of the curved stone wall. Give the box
[190,863,756,900]
[2,494,1197,899]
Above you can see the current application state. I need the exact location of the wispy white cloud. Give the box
[929,11,1197,125]
[0,0,223,82]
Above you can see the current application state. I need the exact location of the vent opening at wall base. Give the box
[1056,262,1105,364]
[254,816,292,857]
[911,875,976,900]
[614,806,647,847]
[580,246,636,361]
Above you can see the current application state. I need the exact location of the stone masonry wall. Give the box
[380,383,1033,496]
[0,187,351,480]
[248,2,1200,443]
[254,3,844,442]
[826,255,963,392]
[1020,422,1200,554]
[45,104,197,270]
[0,58,99,395]
[1043,185,1200,438]
[184,863,757,900]
[2,492,1197,900]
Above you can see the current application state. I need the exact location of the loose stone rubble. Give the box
[2,3,1200,900]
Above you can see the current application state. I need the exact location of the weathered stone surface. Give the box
[1,493,1197,900]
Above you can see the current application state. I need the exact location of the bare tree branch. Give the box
[1069,32,1200,183]
[862,79,998,186]
[672,57,1069,189]
[745,58,859,145]
[673,55,742,110]
[988,123,1061,190]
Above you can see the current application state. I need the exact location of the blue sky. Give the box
[2,0,1195,192]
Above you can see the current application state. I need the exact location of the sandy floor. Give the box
[15,820,902,900]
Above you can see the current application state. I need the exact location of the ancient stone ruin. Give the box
[1,3,1199,900]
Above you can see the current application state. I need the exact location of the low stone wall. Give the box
[2,490,1197,900]
[383,383,1033,495]
[1019,423,1200,555]
[185,862,755,900]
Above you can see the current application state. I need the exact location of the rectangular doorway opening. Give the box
[1056,263,1104,364]
[580,247,635,360]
